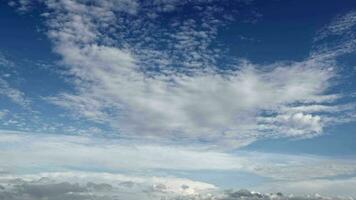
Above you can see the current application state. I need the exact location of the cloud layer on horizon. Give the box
[0,131,356,189]
[0,172,353,200]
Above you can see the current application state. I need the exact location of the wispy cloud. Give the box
[26,0,353,148]
[0,52,14,68]
[313,10,356,58]
[0,52,30,108]
[1,129,356,199]
[0,78,30,108]
[1,130,356,182]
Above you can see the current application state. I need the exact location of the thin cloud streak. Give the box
[1,130,356,182]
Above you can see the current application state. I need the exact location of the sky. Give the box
[0,0,356,199]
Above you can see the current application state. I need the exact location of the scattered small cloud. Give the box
[0,52,14,68]
[0,78,30,108]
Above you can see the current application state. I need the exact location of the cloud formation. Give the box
[0,172,215,200]
[0,173,353,200]
[7,0,347,148]
[0,78,29,108]
[0,53,30,108]
[1,130,356,183]
[2,2,356,199]
[175,189,353,200]
[255,177,356,199]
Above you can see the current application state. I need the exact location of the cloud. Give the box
[8,0,34,12]
[0,172,215,200]
[1,130,356,182]
[3,0,354,148]
[0,78,30,108]
[315,10,356,41]
[0,174,353,200]
[255,177,356,198]
[0,52,14,68]
[186,189,353,200]
[0,52,30,108]
[0,130,247,172]
[3,2,356,199]
[313,10,356,58]
[15,0,352,148]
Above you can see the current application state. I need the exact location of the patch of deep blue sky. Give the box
[1,0,356,156]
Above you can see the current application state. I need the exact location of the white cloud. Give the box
[316,10,356,41]
[0,172,353,200]
[256,177,356,198]
[258,112,323,138]
[0,171,215,200]
[0,131,246,172]
[33,0,349,148]
[7,0,33,12]
[0,52,30,108]
[3,2,356,198]
[188,189,353,200]
[0,78,30,108]
[5,0,353,147]
[1,130,356,183]
[313,10,356,58]
[0,52,14,68]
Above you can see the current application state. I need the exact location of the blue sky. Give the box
[1,0,356,199]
